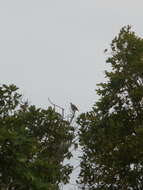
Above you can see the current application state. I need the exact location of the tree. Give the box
[77,26,143,190]
[0,84,75,190]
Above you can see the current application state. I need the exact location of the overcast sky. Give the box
[1,0,143,113]
[0,0,143,189]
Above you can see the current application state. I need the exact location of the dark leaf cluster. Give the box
[0,84,74,190]
[78,26,143,190]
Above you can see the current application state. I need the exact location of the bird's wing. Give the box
[73,104,78,111]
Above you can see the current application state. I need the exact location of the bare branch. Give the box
[48,97,64,118]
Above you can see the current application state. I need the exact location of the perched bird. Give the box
[70,102,79,112]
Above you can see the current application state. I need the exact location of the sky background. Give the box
[0,0,143,189]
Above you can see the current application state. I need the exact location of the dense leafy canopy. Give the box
[0,84,74,190]
[78,26,143,190]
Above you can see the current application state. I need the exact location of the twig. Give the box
[48,97,64,118]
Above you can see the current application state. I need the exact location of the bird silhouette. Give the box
[70,102,79,112]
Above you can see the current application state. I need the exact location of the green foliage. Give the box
[0,84,74,190]
[77,26,143,190]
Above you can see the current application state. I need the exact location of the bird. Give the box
[70,102,79,112]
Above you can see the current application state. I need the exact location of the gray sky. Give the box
[0,0,143,189]
[0,0,143,113]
